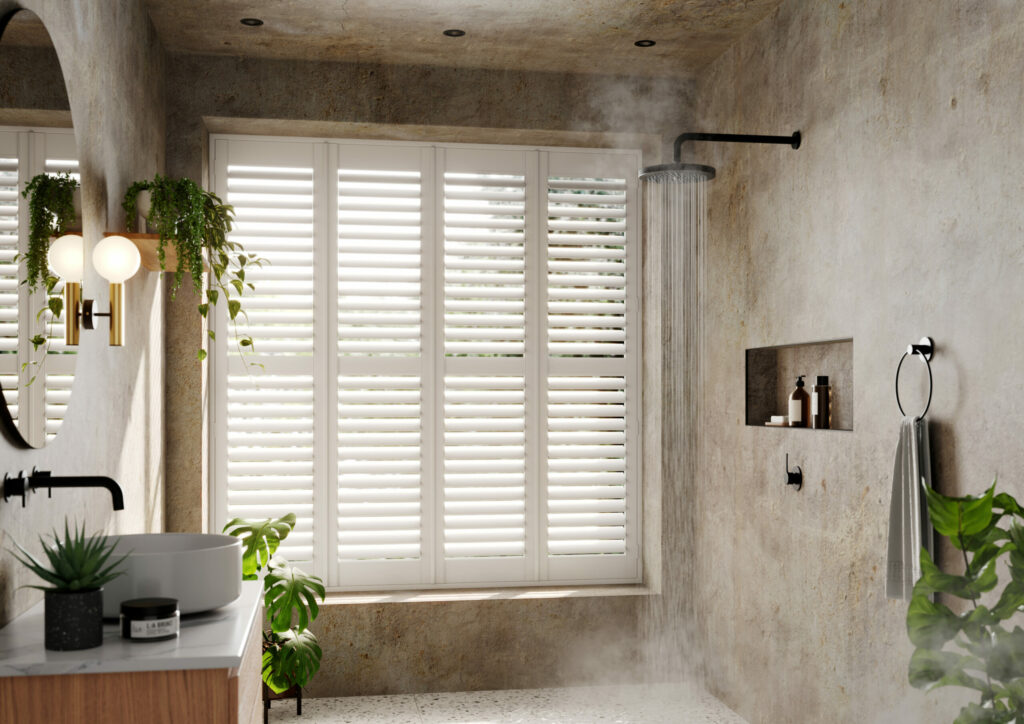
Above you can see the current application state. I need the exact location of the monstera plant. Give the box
[223,513,325,698]
[906,481,1024,723]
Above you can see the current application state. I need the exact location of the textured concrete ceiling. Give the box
[141,0,785,77]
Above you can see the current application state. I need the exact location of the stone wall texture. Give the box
[0,0,165,626]
[682,1,1024,721]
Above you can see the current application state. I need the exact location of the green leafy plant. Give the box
[907,480,1024,723]
[21,172,78,292]
[10,519,127,592]
[124,176,264,361]
[224,513,326,694]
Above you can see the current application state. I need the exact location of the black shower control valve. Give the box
[786,454,802,492]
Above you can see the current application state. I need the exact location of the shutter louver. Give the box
[220,151,317,564]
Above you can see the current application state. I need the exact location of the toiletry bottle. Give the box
[789,375,809,428]
[811,376,831,429]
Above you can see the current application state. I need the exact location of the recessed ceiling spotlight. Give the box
[443,29,466,37]
[634,39,656,47]
[240,18,264,27]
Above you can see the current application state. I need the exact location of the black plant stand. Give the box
[263,684,302,723]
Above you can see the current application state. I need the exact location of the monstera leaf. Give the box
[222,514,295,579]
[264,558,325,633]
[262,629,323,694]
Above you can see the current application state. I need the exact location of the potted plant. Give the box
[123,176,263,361]
[223,513,325,717]
[10,520,127,651]
[906,480,1024,722]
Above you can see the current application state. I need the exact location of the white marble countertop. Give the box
[0,579,261,677]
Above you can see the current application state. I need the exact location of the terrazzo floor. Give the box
[267,684,748,723]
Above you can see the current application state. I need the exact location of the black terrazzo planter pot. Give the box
[44,588,103,651]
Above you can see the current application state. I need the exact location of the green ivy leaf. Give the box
[907,593,961,649]
[196,349,207,361]
[47,296,63,319]
[198,303,209,318]
[207,288,219,305]
[227,299,241,320]
[30,334,46,350]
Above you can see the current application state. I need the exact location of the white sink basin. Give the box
[101,533,242,618]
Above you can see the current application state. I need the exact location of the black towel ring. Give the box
[895,336,934,418]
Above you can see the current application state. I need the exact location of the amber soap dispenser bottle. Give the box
[789,375,810,428]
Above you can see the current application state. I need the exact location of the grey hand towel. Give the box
[886,416,934,600]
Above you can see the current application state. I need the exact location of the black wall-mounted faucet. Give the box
[2,468,125,510]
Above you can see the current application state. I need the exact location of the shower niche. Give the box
[745,338,853,431]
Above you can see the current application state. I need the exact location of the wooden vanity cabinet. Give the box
[0,608,262,724]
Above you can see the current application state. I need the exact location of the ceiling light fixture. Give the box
[240,18,264,27]
[442,29,466,37]
[634,39,656,47]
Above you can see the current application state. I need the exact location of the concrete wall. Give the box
[683,1,1024,721]
[0,0,165,626]
[162,53,692,696]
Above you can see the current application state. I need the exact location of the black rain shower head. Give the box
[640,131,801,182]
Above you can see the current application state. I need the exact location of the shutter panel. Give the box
[0,143,18,424]
[41,145,79,442]
[216,141,317,564]
[441,149,531,583]
[544,153,639,581]
[336,144,428,586]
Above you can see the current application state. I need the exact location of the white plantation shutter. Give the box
[0,128,78,445]
[336,144,429,586]
[213,139,318,566]
[440,149,532,583]
[0,133,19,425]
[39,137,79,442]
[544,153,639,580]
[212,135,640,590]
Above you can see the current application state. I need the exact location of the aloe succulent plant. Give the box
[11,520,126,592]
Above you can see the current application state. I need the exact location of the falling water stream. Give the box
[639,167,709,685]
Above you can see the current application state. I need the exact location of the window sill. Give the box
[323,584,654,606]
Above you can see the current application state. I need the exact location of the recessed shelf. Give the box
[745,338,853,431]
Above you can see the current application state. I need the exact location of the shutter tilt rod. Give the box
[672,131,802,163]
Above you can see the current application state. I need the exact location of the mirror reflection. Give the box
[0,9,79,448]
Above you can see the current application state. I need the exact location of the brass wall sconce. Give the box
[48,234,141,347]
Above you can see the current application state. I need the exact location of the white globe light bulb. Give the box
[49,234,84,282]
[92,235,141,284]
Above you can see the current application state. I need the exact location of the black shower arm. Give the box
[672,131,801,163]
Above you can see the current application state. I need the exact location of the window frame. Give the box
[209,132,644,592]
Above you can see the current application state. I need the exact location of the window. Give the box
[210,135,641,590]
[0,128,78,447]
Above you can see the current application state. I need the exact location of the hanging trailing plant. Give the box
[123,176,264,361]
[21,172,78,292]
[20,173,78,384]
